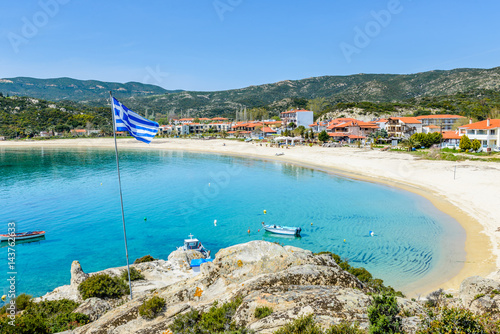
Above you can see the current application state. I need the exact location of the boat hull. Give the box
[263,225,301,236]
[0,231,45,241]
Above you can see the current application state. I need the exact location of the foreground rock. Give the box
[44,240,500,333]
[44,241,415,333]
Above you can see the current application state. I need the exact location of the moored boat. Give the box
[262,224,301,236]
[178,234,210,258]
[0,231,45,241]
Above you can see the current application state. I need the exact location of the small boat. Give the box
[0,231,45,241]
[178,234,210,258]
[262,224,301,236]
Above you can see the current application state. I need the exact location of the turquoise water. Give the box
[0,147,465,297]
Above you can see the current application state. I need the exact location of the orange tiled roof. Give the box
[442,131,461,139]
[459,119,500,130]
[391,117,421,124]
[259,127,277,133]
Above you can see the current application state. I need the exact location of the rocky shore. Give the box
[39,241,500,334]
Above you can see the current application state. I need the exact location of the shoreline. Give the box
[2,137,498,296]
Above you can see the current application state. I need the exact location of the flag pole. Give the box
[109,91,133,300]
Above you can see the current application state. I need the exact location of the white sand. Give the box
[2,137,499,295]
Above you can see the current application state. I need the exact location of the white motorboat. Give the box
[178,234,210,258]
[262,224,301,236]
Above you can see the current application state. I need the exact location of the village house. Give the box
[280,109,314,128]
[325,118,378,142]
[252,126,277,138]
[441,131,462,149]
[458,119,500,151]
[386,117,422,138]
[416,114,465,131]
[308,121,329,133]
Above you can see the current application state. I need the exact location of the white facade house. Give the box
[280,110,314,128]
[458,119,500,150]
[416,115,465,131]
[175,124,190,135]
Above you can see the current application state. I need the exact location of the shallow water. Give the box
[0,147,465,297]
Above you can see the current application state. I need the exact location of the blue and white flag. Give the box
[112,97,159,144]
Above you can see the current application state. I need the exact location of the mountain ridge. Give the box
[1,67,499,118]
[0,76,182,102]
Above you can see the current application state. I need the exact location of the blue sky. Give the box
[1,0,499,91]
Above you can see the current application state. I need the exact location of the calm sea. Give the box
[0,147,465,297]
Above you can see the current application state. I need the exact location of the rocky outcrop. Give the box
[73,297,114,321]
[167,249,205,270]
[65,241,383,333]
[71,261,89,287]
[459,276,500,307]
[45,241,500,334]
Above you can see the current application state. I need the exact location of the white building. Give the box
[280,110,314,128]
[175,124,190,135]
[458,119,499,151]
[416,115,465,131]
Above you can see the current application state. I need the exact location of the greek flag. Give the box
[112,97,159,144]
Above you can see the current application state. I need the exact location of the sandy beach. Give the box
[2,137,499,296]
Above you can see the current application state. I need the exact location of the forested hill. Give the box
[0,77,180,102]
[116,67,500,117]
[0,94,111,138]
[1,67,499,118]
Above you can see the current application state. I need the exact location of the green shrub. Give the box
[0,293,33,314]
[417,307,485,333]
[78,273,129,300]
[326,321,365,334]
[459,135,472,151]
[139,296,165,319]
[170,309,201,333]
[15,294,33,311]
[0,313,50,334]
[471,139,481,151]
[198,298,242,333]
[349,267,373,283]
[169,298,245,333]
[368,293,401,334]
[274,314,324,334]
[254,306,273,319]
[134,255,156,264]
[120,267,145,281]
[0,298,89,334]
[473,293,485,301]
